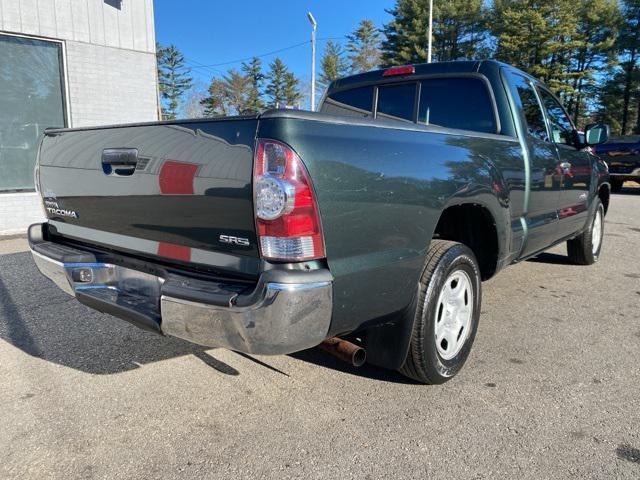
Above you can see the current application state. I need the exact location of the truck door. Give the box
[536,87,592,239]
[506,73,563,257]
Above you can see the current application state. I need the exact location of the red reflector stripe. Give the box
[383,65,415,77]
[157,242,191,262]
[159,160,198,194]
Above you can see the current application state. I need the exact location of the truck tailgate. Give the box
[38,118,260,276]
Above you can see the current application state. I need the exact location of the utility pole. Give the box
[427,0,433,63]
[307,11,317,111]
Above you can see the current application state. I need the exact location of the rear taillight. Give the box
[253,139,325,261]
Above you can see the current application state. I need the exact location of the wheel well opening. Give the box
[433,204,499,280]
[599,184,610,215]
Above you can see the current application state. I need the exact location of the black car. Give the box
[595,136,640,192]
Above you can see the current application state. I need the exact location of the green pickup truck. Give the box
[30,60,611,384]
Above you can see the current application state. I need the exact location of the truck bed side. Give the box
[258,111,526,335]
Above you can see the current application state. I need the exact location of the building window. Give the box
[0,34,67,192]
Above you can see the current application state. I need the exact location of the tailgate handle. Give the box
[102,148,138,176]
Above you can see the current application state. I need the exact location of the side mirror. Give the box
[584,123,610,146]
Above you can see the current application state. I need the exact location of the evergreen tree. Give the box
[241,57,265,113]
[222,68,250,114]
[346,20,381,73]
[433,0,488,61]
[381,0,487,66]
[265,58,289,108]
[617,0,640,134]
[200,78,229,117]
[157,43,193,119]
[491,0,621,125]
[562,0,620,125]
[319,40,349,89]
[595,71,630,134]
[490,0,567,82]
[284,72,302,107]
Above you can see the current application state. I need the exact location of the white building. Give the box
[0,0,159,235]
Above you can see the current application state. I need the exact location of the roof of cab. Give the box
[327,59,516,92]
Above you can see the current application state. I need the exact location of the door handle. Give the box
[102,148,138,176]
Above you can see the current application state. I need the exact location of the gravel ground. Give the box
[0,189,639,479]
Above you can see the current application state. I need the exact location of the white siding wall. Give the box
[0,0,158,234]
[1,0,155,52]
[0,193,45,235]
[65,40,158,126]
[1,0,159,128]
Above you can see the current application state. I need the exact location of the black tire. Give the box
[567,198,605,265]
[399,240,481,384]
[610,179,623,193]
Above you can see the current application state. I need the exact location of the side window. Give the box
[418,77,497,134]
[376,83,416,123]
[514,80,548,142]
[537,89,574,146]
[321,86,373,118]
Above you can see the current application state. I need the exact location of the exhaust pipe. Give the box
[319,337,366,367]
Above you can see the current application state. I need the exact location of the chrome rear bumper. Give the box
[30,225,332,355]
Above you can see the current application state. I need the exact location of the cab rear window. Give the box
[322,76,498,135]
[322,86,373,118]
[376,83,416,123]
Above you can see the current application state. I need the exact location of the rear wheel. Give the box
[399,240,481,384]
[567,198,604,265]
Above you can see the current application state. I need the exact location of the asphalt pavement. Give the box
[1,188,639,479]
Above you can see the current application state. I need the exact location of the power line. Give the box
[187,36,347,71]
[184,58,226,78]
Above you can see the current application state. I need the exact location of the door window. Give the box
[514,80,548,142]
[537,89,574,146]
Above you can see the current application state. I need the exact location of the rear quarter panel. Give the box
[259,116,525,335]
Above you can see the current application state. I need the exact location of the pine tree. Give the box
[157,43,193,120]
[381,0,487,66]
[265,58,288,108]
[241,57,265,113]
[491,0,556,79]
[617,0,640,134]
[595,71,629,134]
[284,72,302,107]
[319,40,349,89]
[222,69,250,114]
[346,20,381,73]
[491,0,621,126]
[200,78,228,117]
[562,0,620,125]
[595,2,640,137]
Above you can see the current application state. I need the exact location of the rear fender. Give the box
[367,178,509,371]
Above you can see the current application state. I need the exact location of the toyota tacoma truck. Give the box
[30,60,611,384]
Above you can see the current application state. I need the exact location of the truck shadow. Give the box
[526,252,574,265]
[0,251,412,383]
[290,349,420,384]
[0,252,239,376]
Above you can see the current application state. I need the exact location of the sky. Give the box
[154,0,395,92]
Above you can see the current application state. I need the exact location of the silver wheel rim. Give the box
[434,269,473,360]
[592,208,603,255]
